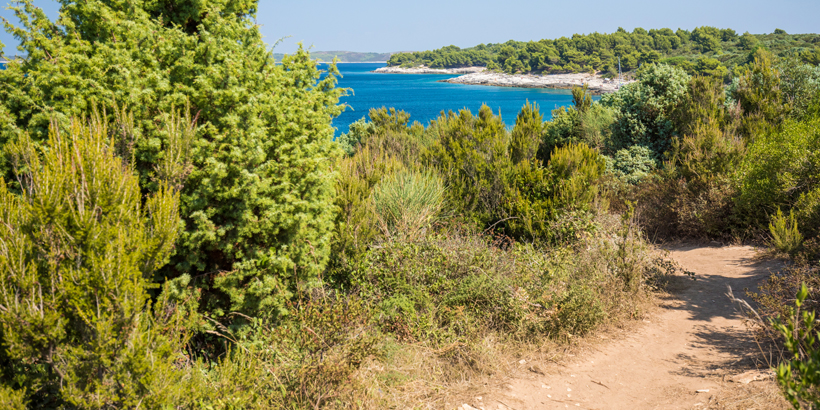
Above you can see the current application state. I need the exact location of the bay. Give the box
[326,63,593,137]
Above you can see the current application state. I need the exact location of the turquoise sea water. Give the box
[328,63,587,137]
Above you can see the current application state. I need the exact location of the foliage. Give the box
[387,27,819,76]
[0,117,194,408]
[607,145,656,185]
[509,101,543,164]
[356,217,655,346]
[507,143,605,242]
[424,105,511,227]
[794,189,820,239]
[372,170,446,241]
[0,0,344,321]
[328,146,402,284]
[770,208,804,256]
[778,58,820,121]
[772,284,820,409]
[578,103,617,150]
[542,106,581,158]
[572,85,593,113]
[604,63,691,156]
[337,116,375,157]
[541,88,614,159]
[732,49,791,137]
[733,117,820,231]
[361,107,431,165]
[186,294,381,409]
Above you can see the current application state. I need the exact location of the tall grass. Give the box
[372,170,446,241]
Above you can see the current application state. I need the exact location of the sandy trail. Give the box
[466,245,787,410]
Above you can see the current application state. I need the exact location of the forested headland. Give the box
[387,27,820,78]
[1,1,820,408]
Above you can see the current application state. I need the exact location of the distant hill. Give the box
[273,51,397,63]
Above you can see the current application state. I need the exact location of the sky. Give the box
[2,0,819,56]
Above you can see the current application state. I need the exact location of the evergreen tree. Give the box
[0,0,344,319]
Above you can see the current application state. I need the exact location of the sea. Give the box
[0,61,586,134]
[327,63,587,137]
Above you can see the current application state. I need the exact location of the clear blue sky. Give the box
[2,0,819,56]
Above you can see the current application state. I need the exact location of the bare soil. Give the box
[458,245,791,410]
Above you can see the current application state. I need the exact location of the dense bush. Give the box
[770,208,804,256]
[733,117,820,232]
[506,143,606,242]
[607,145,657,185]
[424,105,512,226]
[0,117,192,407]
[356,217,657,345]
[773,284,820,409]
[603,63,691,157]
[0,0,344,320]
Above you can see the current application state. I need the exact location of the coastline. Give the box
[372,65,485,74]
[373,66,632,93]
[443,71,631,94]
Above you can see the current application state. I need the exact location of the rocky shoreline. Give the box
[372,66,632,94]
[372,65,485,74]
[443,72,631,94]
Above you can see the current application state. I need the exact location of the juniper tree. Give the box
[0,0,344,319]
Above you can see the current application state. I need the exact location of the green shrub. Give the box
[777,59,820,121]
[547,143,607,210]
[541,106,581,160]
[337,116,376,156]
[0,385,26,410]
[734,117,820,231]
[732,49,790,137]
[607,145,657,185]
[509,101,543,164]
[0,0,344,321]
[553,285,607,335]
[794,189,820,238]
[372,170,446,241]
[770,208,804,255]
[425,105,511,227]
[694,57,728,79]
[328,146,403,284]
[773,284,820,408]
[602,63,691,157]
[0,118,192,407]
[506,143,605,242]
[578,103,616,151]
[361,108,431,167]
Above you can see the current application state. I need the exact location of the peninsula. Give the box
[373,65,633,93]
[442,71,630,94]
[373,65,483,74]
[383,27,820,79]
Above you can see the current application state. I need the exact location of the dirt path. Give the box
[464,245,788,410]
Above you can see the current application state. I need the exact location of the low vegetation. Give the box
[1,0,820,408]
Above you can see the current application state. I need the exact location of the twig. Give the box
[482,217,519,235]
[589,378,610,389]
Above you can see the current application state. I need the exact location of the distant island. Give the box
[385,27,820,77]
[273,50,399,63]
